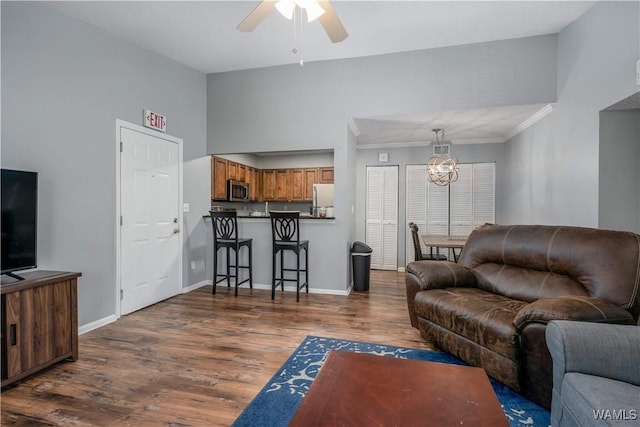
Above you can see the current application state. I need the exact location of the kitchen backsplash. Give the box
[211,201,313,215]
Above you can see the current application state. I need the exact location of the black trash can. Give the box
[351,241,373,291]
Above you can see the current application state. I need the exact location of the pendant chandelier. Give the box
[427,128,459,186]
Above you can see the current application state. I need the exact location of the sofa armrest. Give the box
[545,320,640,395]
[406,261,476,291]
[513,296,635,331]
[405,261,476,327]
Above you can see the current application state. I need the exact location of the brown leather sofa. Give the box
[405,224,640,409]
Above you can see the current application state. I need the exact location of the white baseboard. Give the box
[397,267,406,272]
[182,280,211,294]
[79,314,118,335]
[213,282,351,296]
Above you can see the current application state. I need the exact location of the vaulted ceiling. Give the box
[48,1,594,147]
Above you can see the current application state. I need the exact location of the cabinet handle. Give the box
[10,324,16,345]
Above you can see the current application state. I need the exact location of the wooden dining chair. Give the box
[408,222,447,261]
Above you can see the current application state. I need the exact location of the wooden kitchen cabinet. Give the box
[262,169,277,200]
[304,168,318,201]
[227,161,238,181]
[214,160,332,202]
[275,169,289,201]
[245,167,253,198]
[291,168,320,201]
[1,271,81,388]
[251,168,260,201]
[289,169,305,201]
[211,156,228,200]
[246,167,259,201]
[319,167,334,184]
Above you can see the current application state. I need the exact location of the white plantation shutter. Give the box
[472,163,496,228]
[366,166,398,270]
[450,164,473,236]
[405,165,427,263]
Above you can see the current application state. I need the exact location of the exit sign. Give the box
[144,110,167,132]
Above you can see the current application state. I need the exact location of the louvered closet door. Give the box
[450,164,473,236]
[366,166,398,270]
[472,163,496,228]
[427,182,449,235]
[406,165,427,263]
[406,162,496,263]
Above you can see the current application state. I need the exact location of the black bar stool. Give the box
[269,211,309,302]
[210,210,252,296]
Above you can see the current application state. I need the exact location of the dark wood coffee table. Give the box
[289,350,509,427]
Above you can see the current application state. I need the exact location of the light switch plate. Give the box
[183,203,190,213]
[636,59,640,86]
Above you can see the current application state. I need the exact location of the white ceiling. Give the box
[49,0,594,74]
[47,1,594,147]
[352,103,553,148]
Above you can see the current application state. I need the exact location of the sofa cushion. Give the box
[561,373,640,426]
[458,225,640,316]
[414,288,527,360]
[473,263,588,302]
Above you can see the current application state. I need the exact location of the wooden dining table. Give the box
[421,234,468,262]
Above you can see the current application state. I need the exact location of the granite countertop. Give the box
[203,213,334,220]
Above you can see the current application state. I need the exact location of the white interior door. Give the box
[119,124,182,315]
[366,166,398,270]
[405,165,427,263]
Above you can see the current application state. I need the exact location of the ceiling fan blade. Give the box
[317,0,348,43]
[237,0,277,32]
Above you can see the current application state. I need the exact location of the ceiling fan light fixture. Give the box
[304,2,326,22]
[276,0,296,20]
[238,0,348,44]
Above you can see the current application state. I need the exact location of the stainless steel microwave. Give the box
[227,180,249,202]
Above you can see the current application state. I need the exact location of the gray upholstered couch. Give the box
[546,321,640,426]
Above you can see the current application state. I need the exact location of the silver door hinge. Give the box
[120,289,124,300]
[120,142,123,152]
[120,216,123,226]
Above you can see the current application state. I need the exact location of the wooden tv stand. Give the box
[1,271,81,388]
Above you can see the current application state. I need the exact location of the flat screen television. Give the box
[1,169,38,279]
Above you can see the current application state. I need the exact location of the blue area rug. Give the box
[232,336,550,427]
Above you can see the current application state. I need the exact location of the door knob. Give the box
[173,228,180,234]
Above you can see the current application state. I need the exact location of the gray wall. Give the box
[355,143,506,267]
[599,110,640,233]
[346,129,358,285]
[502,1,640,227]
[208,35,557,287]
[208,35,557,155]
[1,2,208,326]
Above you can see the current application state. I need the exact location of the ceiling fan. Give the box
[237,0,348,43]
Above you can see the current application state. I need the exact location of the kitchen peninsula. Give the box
[205,151,348,297]
[203,211,338,297]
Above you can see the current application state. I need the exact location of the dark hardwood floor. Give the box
[1,270,432,426]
